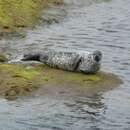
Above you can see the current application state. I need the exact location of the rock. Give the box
[0,53,8,62]
[0,63,122,100]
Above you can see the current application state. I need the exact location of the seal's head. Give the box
[78,50,102,74]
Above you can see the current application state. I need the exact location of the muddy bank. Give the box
[0,0,63,35]
[0,63,122,100]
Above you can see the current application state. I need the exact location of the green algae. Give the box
[0,0,64,33]
[0,64,40,80]
[0,63,122,100]
[0,64,48,100]
[40,65,122,88]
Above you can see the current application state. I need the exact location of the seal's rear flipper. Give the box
[22,53,40,61]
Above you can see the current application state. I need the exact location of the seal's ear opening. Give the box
[93,50,102,62]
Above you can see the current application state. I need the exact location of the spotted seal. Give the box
[22,50,102,74]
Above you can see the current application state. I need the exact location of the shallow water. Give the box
[0,0,130,129]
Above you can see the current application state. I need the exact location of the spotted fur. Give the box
[22,50,102,74]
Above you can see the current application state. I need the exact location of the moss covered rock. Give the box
[0,53,8,62]
[0,63,122,100]
[0,0,64,33]
[0,64,47,100]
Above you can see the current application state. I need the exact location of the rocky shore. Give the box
[0,0,63,35]
[0,55,122,100]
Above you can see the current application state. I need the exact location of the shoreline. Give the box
[0,0,64,35]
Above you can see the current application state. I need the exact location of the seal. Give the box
[22,50,102,74]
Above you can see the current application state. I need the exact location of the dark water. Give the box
[0,0,130,129]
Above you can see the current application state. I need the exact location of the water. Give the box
[0,0,130,129]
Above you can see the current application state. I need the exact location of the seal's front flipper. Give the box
[22,53,40,61]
